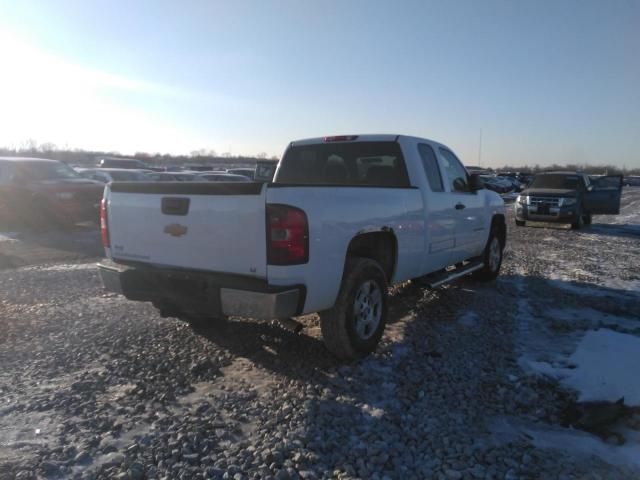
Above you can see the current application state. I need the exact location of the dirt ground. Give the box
[1,189,639,480]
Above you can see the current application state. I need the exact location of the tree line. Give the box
[1,141,638,174]
[0,141,278,168]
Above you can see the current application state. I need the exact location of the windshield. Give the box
[531,174,582,189]
[16,161,81,181]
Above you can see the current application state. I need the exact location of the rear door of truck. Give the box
[105,182,268,279]
[585,175,623,215]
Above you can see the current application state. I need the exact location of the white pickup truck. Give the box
[99,135,506,359]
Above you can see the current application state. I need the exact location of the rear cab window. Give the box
[275,141,410,187]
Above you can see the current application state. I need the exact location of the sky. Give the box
[0,0,638,168]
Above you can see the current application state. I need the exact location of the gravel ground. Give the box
[1,189,639,480]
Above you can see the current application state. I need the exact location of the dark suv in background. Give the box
[515,171,623,229]
[0,157,103,230]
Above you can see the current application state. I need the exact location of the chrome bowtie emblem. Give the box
[164,224,188,237]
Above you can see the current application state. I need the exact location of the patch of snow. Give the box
[547,308,640,334]
[490,416,640,470]
[546,278,639,299]
[511,277,583,378]
[563,329,640,406]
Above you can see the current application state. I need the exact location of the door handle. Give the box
[455,203,466,210]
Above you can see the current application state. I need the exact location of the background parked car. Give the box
[624,176,640,187]
[76,168,151,183]
[97,158,156,170]
[144,172,200,181]
[183,164,217,172]
[226,168,256,180]
[254,160,278,182]
[198,173,251,182]
[480,175,513,194]
[497,173,524,191]
[0,157,103,229]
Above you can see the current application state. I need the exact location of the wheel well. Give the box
[491,214,506,248]
[345,231,397,281]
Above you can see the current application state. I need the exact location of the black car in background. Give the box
[515,171,623,229]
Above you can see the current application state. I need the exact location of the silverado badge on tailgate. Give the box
[164,223,188,237]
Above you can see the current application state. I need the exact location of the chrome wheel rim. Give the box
[353,280,382,340]
[488,237,501,272]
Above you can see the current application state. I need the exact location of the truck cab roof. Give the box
[290,134,449,149]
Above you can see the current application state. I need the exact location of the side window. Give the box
[418,144,444,192]
[439,148,469,193]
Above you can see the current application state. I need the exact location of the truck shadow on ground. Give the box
[587,223,640,238]
[190,273,639,478]
[189,284,440,378]
[191,272,639,379]
[190,281,437,376]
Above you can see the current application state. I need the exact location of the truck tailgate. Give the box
[106,182,267,278]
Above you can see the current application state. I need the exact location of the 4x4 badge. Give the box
[164,224,188,237]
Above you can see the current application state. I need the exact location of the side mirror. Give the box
[469,174,484,192]
[587,185,594,192]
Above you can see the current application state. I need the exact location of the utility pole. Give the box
[478,128,483,167]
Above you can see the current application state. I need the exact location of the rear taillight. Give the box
[267,204,309,265]
[100,198,110,248]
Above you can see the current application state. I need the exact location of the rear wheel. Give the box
[473,227,504,282]
[320,257,388,360]
[515,219,526,227]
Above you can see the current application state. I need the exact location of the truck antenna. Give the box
[478,128,483,167]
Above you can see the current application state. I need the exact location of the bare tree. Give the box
[39,142,57,153]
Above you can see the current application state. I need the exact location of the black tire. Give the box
[515,219,526,227]
[320,257,388,360]
[473,227,504,282]
[570,210,584,230]
[583,213,592,225]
